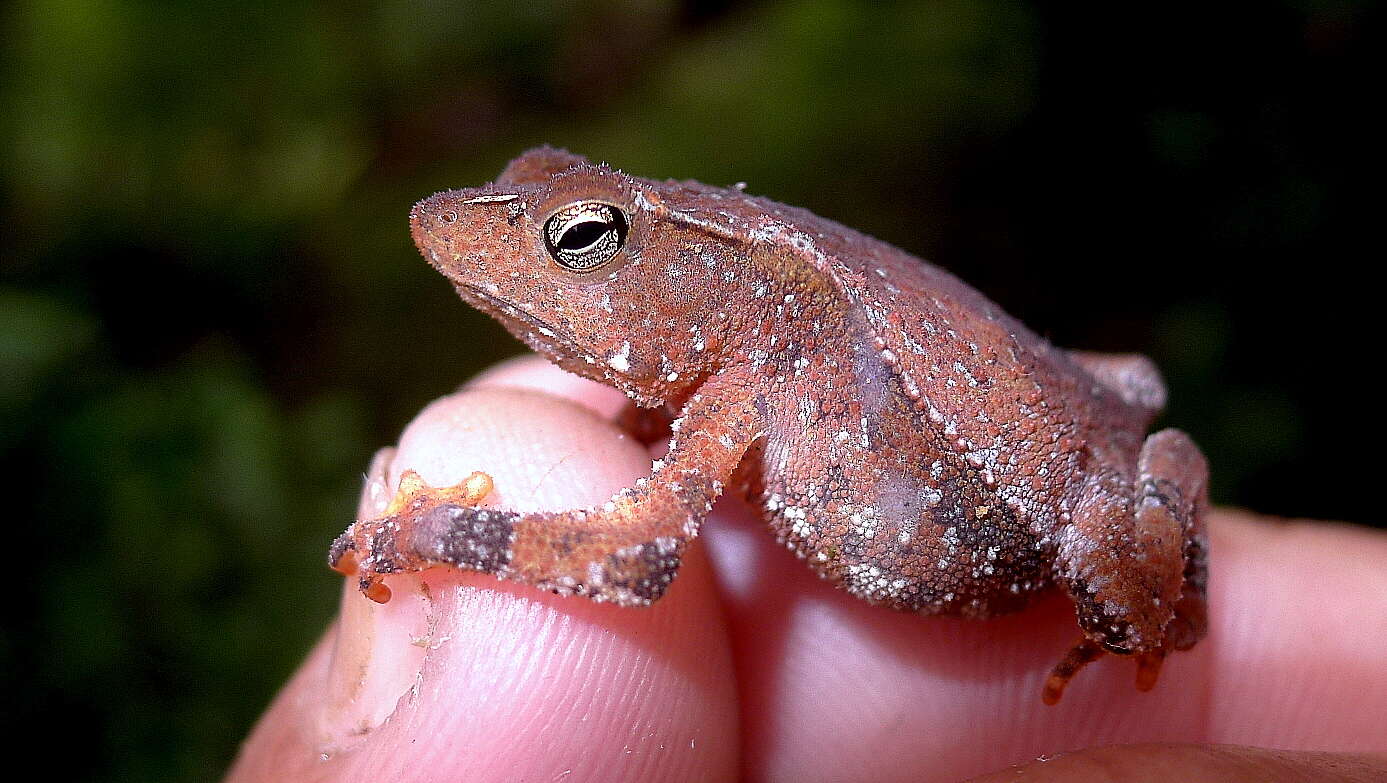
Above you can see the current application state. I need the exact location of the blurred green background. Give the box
[1,0,1380,779]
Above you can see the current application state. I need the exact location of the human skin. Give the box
[226,356,1387,782]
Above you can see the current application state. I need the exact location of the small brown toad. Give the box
[330,147,1209,703]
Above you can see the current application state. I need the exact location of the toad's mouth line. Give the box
[455,282,584,355]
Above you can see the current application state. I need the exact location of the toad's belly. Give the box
[752,454,1058,618]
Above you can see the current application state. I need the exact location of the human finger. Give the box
[707,507,1387,781]
[965,742,1387,782]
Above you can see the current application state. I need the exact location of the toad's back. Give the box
[681,183,1165,616]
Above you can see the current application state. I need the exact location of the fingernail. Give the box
[318,446,428,743]
[318,578,429,742]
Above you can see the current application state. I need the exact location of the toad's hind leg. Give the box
[1136,429,1210,652]
[1045,428,1209,704]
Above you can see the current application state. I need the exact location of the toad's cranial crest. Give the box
[331,146,1210,704]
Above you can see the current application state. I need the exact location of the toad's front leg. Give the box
[330,376,764,606]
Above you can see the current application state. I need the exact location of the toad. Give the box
[330,147,1209,704]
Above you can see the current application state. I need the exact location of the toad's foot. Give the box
[1045,429,1209,704]
[329,469,497,603]
[1041,626,1195,706]
[327,463,706,607]
[1043,582,1205,704]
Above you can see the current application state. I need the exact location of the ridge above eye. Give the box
[544,202,628,271]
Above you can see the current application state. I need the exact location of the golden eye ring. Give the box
[543,202,628,272]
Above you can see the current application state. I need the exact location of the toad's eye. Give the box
[543,202,628,272]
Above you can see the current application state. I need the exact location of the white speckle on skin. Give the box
[608,342,632,372]
[586,561,606,587]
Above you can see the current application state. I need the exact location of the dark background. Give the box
[2,0,1380,779]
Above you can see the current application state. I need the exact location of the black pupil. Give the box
[558,220,610,250]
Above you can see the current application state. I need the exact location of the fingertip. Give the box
[466,353,630,420]
[389,385,644,511]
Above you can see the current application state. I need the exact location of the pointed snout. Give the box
[409,191,458,251]
[409,188,528,253]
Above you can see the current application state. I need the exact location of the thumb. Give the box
[227,377,738,782]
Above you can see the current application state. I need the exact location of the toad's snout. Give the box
[408,192,459,246]
[409,189,526,251]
